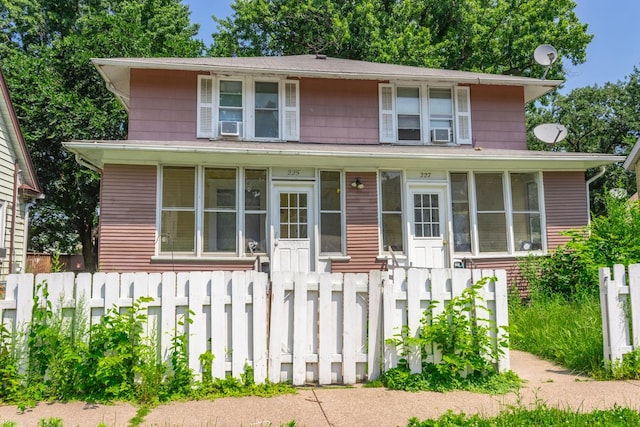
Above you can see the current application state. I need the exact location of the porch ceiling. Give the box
[64,139,624,172]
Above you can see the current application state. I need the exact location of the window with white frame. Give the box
[197,75,299,141]
[379,83,471,145]
[450,171,543,255]
[319,171,343,253]
[380,171,404,253]
[160,166,269,256]
[160,167,196,253]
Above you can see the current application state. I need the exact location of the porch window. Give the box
[160,167,196,253]
[380,171,404,253]
[450,173,471,252]
[244,169,267,253]
[319,171,343,253]
[255,82,279,138]
[511,173,542,250]
[204,168,237,253]
[475,173,508,252]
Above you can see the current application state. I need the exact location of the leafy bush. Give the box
[519,195,640,300]
[383,277,517,393]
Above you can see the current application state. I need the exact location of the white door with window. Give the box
[271,183,315,273]
[407,185,448,268]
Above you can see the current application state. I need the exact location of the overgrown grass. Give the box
[509,294,603,376]
[407,403,640,426]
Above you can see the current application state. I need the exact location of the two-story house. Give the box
[64,55,622,276]
[0,70,43,282]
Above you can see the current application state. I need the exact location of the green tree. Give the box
[0,0,204,270]
[211,0,591,80]
[527,68,640,215]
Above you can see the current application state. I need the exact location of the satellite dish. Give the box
[533,123,567,144]
[609,188,627,199]
[534,44,558,79]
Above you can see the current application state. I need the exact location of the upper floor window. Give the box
[197,75,299,141]
[379,83,471,145]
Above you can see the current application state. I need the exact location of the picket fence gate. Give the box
[599,264,640,363]
[0,268,508,385]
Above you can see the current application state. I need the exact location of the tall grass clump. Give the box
[510,194,640,378]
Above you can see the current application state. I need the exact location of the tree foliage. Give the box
[527,68,640,215]
[211,0,591,80]
[0,0,204,270]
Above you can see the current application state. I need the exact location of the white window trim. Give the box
[453,170,547,257]
[197,76,300,142]
[0,200,6,249]
[378,170,406,255]
[379,82,472,146]
[157,165,274,258]
[318,170,346,256]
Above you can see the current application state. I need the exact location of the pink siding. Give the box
[98,164,255,273]
[300,79,379,144]
[331,172,382,273]
[128,69,200,141]
[543,171,588,249]
[470,85,527,150]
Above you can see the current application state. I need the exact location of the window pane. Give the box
[204,211,237,252]
[381,171,402,211]
[511,173,539,211]
[382,213,403,252]
[451,173,471,252]
[320,171,341,210]
[476,173,504,211]
[161,211,194,252]
[205,169,236,209]
[397,87,420,114]
[255,110,278,138]
[321,213,342,253]
[514,213,542,250]
[477,213,507,252]
[220,81,242,106]
[245,213,267,253]
[245,169,267,210]
[429,88,453,117]
[219,109,242,122]
[255,82,278,108]
[162,167,195,208]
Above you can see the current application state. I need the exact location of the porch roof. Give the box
[64,139,623,172]
[93,55,562,108]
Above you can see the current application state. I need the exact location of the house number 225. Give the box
[287,169,301,176]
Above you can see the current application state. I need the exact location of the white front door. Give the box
[407,185,448,268]
[271,182,315,273]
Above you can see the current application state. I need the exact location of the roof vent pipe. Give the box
[315,54,327,60]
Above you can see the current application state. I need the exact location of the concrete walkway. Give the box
[1,351,640,426]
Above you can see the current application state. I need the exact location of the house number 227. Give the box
[420,172,432,178]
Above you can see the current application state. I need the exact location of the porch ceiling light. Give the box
[351,177,364,189]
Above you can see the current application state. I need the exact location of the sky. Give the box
[184,0,640,93]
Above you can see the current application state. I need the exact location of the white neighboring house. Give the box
[623,137,640,201]
[0,69,43,282]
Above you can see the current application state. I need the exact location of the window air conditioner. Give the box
[220,121,242,137]
[431,128,451,143]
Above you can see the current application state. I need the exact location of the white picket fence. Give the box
[0,268,508,385]
[599,264,640,363]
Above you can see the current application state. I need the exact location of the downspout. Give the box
[586,166,606,228]
[21,200,37,274]
[8,160,18,273]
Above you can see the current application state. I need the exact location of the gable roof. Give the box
[93,55,562,110]
[0,69,42,198]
